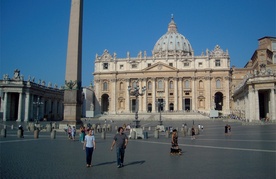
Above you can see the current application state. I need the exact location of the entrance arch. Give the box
[101,94,109,114]
[214,92,223,110]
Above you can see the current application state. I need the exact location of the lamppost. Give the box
[156,98,165,126]
[128,85,146,128]
[33,97,43,123]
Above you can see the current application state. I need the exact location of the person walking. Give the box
[171,129,181,155]
[83,129,96,167]
[110,127,128,168]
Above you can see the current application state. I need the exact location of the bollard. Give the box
[101,131,106,139]
[34,129,39,139]
[1,128,6,138]
[148,126,151,131]
[107,124,112,132]
[165,130,170,138]
[17,130,22,138]
[51,130,56,139]
[154,130,159,139]
[46,124,52,132]
[143,131,148,139]
[130,131,136,139]
[29,123,35,132]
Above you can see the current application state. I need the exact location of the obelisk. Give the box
[63,0,83,125]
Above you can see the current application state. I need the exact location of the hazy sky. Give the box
[1,0,275,87]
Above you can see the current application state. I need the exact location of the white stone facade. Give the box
[93,18,231,116]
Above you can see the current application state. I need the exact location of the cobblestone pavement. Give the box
[0,120,275,179]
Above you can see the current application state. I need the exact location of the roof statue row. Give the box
[95,16,228,61]
[2,69,63,89]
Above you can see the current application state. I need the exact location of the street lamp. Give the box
[128,85,146,128]
[33,97,43,123]
[156,99,165,125]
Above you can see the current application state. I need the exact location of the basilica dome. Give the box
[152,16,193,57]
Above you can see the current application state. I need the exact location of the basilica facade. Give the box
[93,17,231,116]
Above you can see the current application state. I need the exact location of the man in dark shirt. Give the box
[111,127,128,168]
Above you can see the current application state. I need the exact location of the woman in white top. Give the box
[83,129,96,167]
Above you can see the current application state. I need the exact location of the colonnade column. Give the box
[173,78,178,111]
[248,87,254,122]
[16,92,23,122]
[255,89,260,121]
[152,78,156,112]
[270,88,276,121]
[24,93,30,121]
[164,78,169,111]
[3,92,8,121]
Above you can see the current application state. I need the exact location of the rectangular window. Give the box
[132,64,137,68]
[103,63,108,69]
[170,93,173,96]
[120,65,124,69]
[215,60,221,67]
[148,63,151,67]
[169,63,173,67]
[185,92,189,95]
[148,93,152,96]
[198,62,202,67]
[184,62,189,67]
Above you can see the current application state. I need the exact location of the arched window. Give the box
[103,82,108,91]
[216,79,221,89]
[169,81,173,89]
[199,80,204,89]
[148,81,152,90]
[158,80,163,89]
[185,80,190,88]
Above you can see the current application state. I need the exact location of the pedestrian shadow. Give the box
[94,161,116,166]
[125,160,145,166]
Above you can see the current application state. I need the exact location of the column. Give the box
[174,78,178,111]
[224,76,230,114]
[3,92,8,121]
[152,78,156,112]
[24,92,30,121]
[111,79,116,114]
[255,90,260,121]
[192,77,196,111]
[178,78,183,111]
[125,79,130,113]
[248,87,254,122]
[138,79,142,113]
[205,76,211,111]
[164,78,169,111]
[17,92,23,122]
[142,78,147,112]
[270,88,276,121]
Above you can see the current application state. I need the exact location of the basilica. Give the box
[93,17,231,116]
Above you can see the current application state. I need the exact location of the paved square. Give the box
[1,120,275,179]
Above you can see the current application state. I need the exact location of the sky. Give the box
[1,0,275,87]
